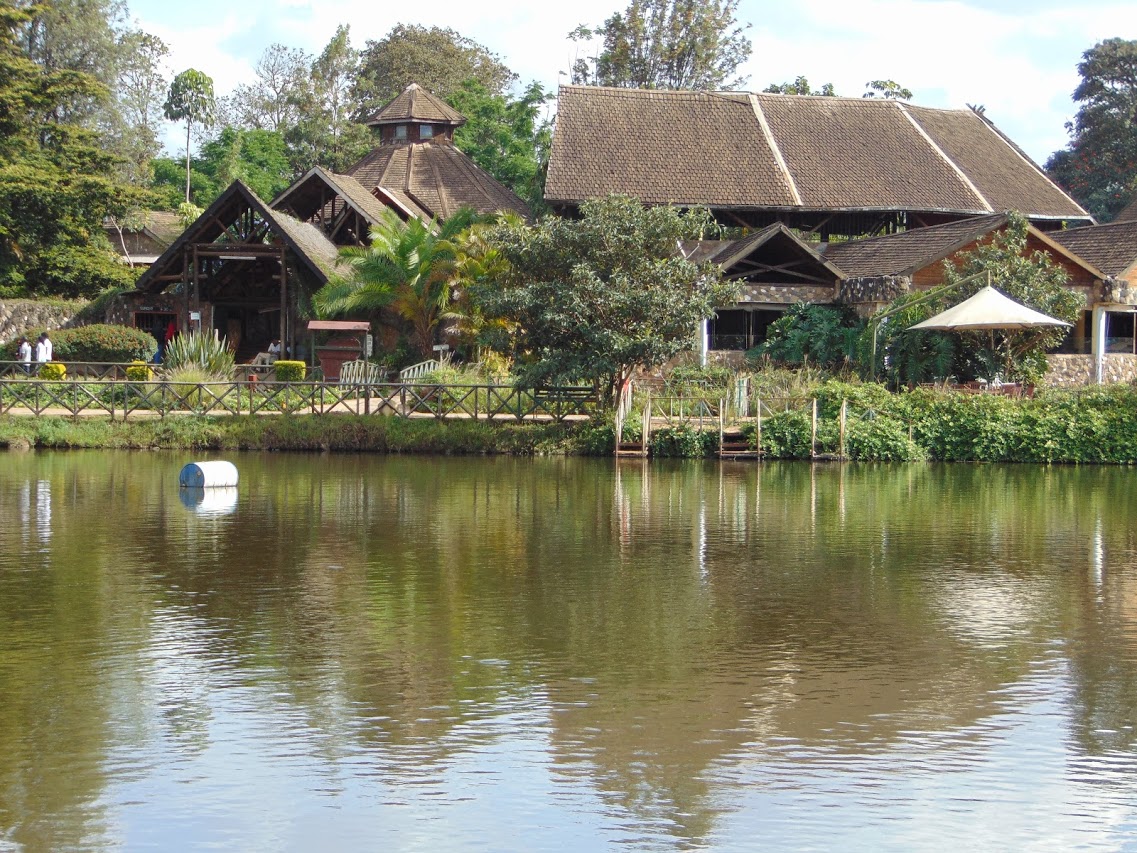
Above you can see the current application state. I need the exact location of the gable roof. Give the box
[1048,220,1137,279]
[273,166,391,227]
[822,212,1106,280]
[1114,197,1137,224]
[347,140,530,220]
[710,222,845,281]
[822,214,1009,277]
[546,86,1090,223]
[362,82,466,128]
[135,181,341,293]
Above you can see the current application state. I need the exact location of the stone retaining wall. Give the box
[0,299,87,344]
[1045,354,1137,387]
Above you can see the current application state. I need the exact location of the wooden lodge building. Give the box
[545,84,1137,381]
[126,84,530,361]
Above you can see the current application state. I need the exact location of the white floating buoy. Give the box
[179,460,239,489]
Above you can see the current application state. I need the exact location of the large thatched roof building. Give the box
[546,86,1091,237]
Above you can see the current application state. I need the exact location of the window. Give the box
[419,124,434,140]
[394,125,407,141]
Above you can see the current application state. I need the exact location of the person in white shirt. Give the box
[35,332,52,363]
[16,336,32,373]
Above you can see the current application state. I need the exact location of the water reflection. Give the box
[1,453,1137,848]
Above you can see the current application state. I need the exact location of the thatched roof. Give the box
[546,86,1090,224]
[1049,220,1137,279]
[362,83,466,128]
[346,139,530,220]
[136,181,341,293]
[822,213,1105,280]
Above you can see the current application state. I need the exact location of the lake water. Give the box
[1,451,1136,851]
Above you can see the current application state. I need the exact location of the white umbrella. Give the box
[908,286,1071,331]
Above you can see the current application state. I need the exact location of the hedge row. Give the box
[1,324,157,363]
[749,383,1137,464]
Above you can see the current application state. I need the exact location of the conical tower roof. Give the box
[363,82,466,128]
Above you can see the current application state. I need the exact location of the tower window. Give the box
[394,125,407,141]
[419,124,434,140]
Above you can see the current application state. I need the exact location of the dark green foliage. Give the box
[0,2,147,297]
[476,195,736,403]
[649,424,717,457]
[0,323,156,361]
[760,303,865,369]
[352,25,516,120]
[1046,38,1137,222]
[844,417,923,462]
[756,410,813,458]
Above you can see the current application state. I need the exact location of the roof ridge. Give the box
[748,94,801,206]
[897,101,993,213]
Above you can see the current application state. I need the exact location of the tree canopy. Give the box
[314,207,481,359]
[1047,38,1137,222]
[163,68,216,203]
[764,77,836,96]
[352,25,516,120]
[570,0,751,90]
[0,0,146,297]
[473,195,736,402]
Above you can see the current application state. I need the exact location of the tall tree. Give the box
[111,29,168,185]
[570,0,751,90]
[314,207,481,359]
[764,77,835,96]
[163,68,216,203]
[352,24,516,120]
[0,0,146,297]
[286,25,371,173]
[1047,38,1137,222]
[474,195,736,403]
[226,43,309,132]
[448,80,552,214]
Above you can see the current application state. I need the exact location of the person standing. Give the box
[35,332,52,364]
[17,336,31,373]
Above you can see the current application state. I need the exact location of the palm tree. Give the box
[314,207,480,360]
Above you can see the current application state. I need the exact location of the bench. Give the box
[339,359,385,386]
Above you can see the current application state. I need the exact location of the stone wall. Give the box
[1044,354,1137,387]
[0,299,87,344]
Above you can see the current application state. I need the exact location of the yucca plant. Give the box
[163,330,235,377]
[163,365,229,411]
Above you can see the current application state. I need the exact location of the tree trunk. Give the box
[184,120,192,203]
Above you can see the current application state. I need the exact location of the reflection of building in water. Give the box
[36,480,51,545]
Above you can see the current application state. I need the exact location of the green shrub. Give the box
[273,360,305,382]
[164,366,230,410]
[163,330,234,376]
[649,425,717,457]
[759,410,814,458]
[1,324,157,362]
[38,362,66,380]
[125,360,153,382]
[845,416,924,462]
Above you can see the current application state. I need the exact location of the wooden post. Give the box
[811,398,818,459]
[643,390,651,456]
[719,398,724,457]
[756,396,762,458]
[839,399,847,460]
[279,247,287,349]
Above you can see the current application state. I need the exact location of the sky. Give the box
[127,0,1137,166]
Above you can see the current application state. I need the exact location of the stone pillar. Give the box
[699,318,708,367]
[1092,305,1108,385]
